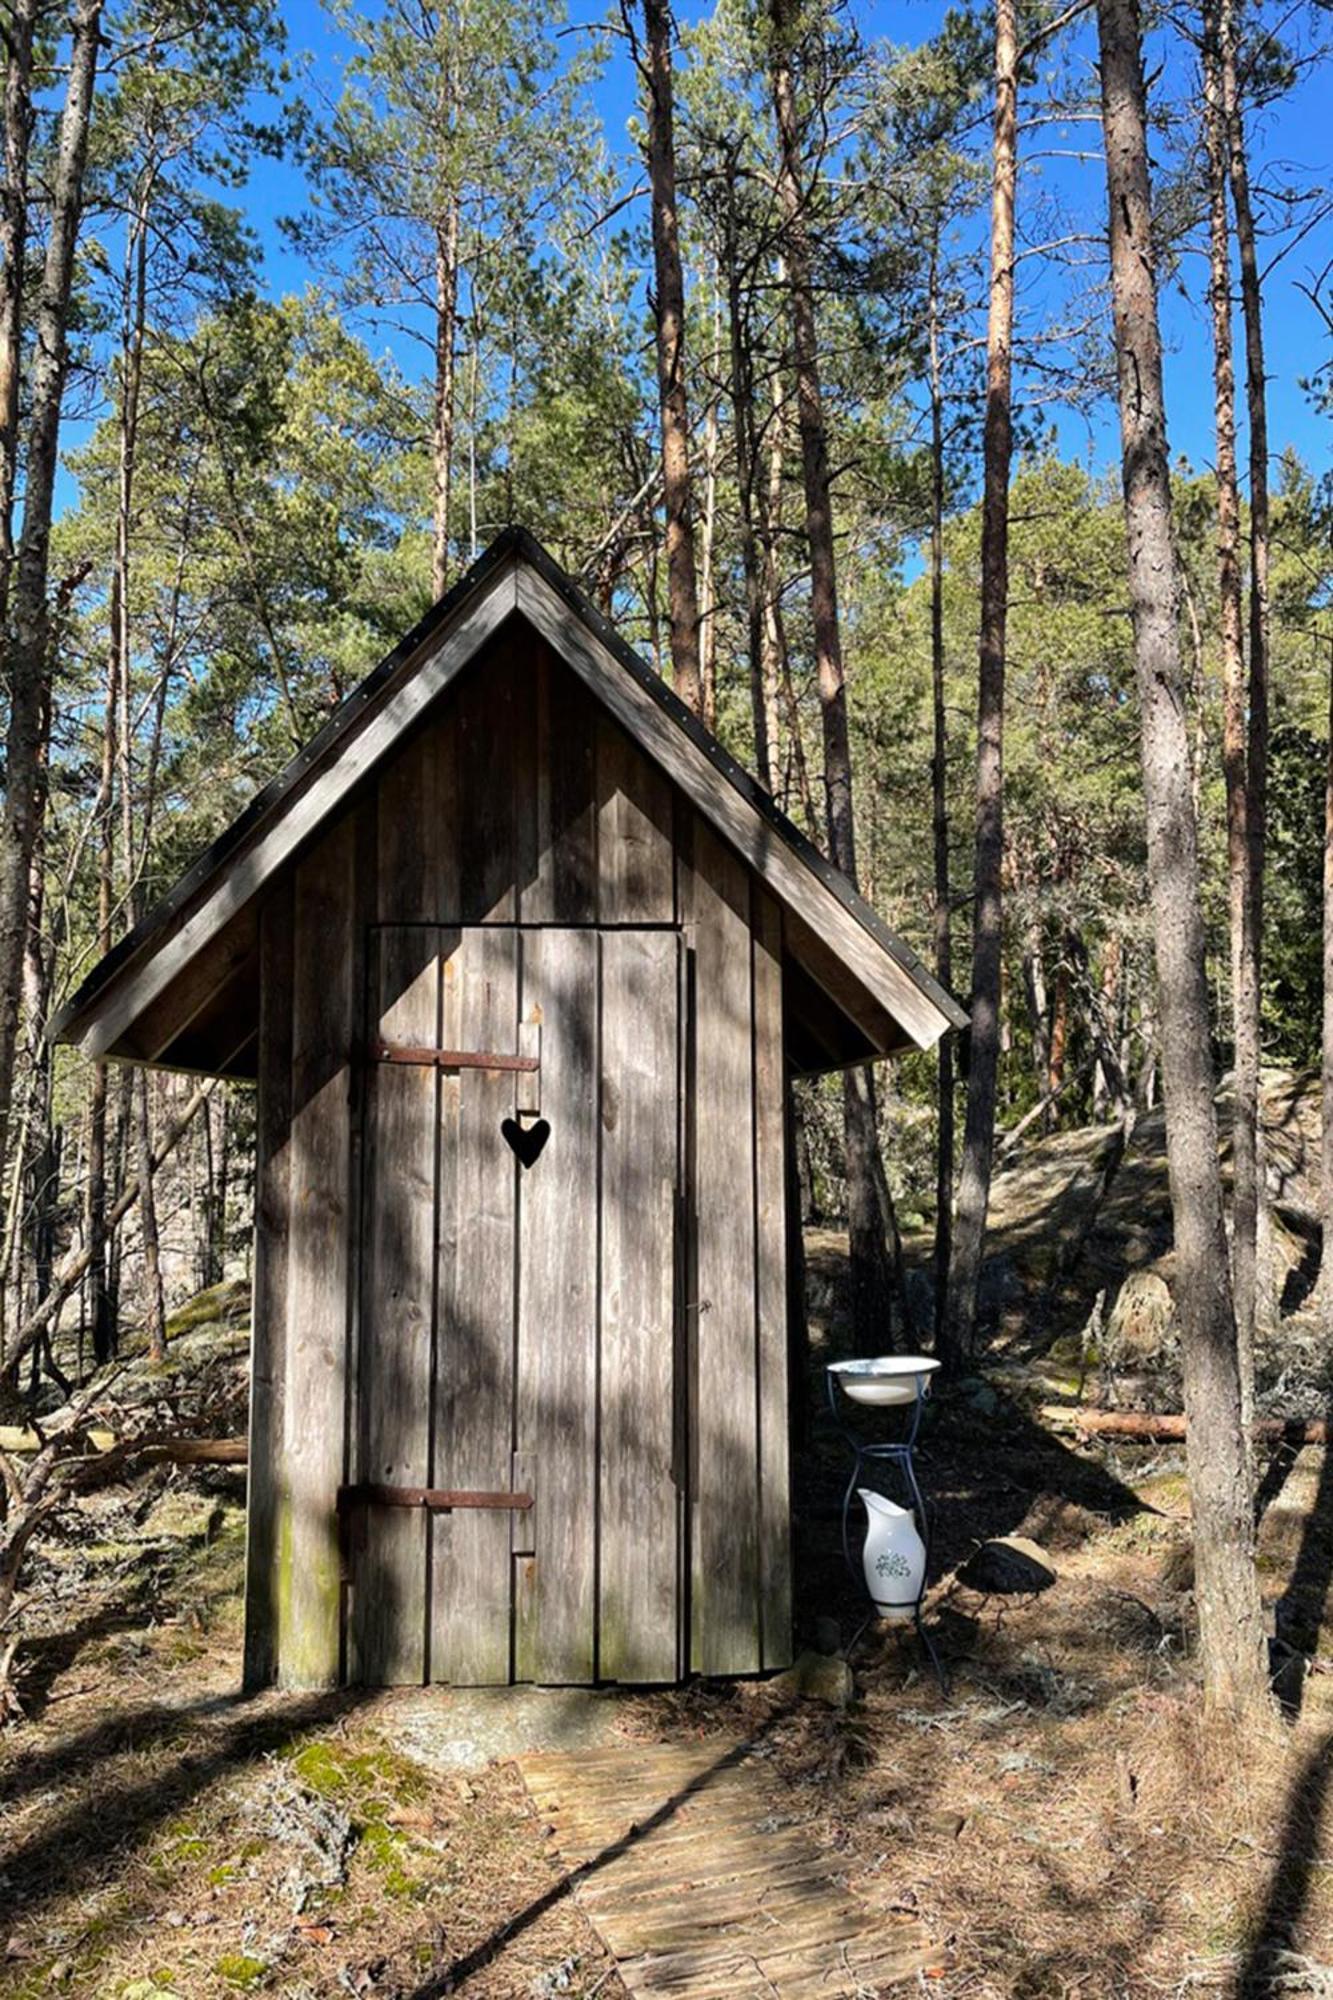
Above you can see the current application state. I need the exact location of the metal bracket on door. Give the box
[337,1483,534,1513]
[370,1041,539,1076]
[337,1485,534,1586]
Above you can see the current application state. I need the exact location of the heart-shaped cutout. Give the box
[502,1117,550,1168]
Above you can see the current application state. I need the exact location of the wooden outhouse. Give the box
[53,530,964,1691]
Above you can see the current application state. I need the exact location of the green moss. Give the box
[289,1738,426,1805]
[166,1279,250,1338]
[9,1959,61,2000]
[146,1822,211,1885]
[214,1953,267,1989]
[1137,1469,1191,1507]
[207,1862,238,1886]
[282,1736,434,1901]
[81,1542,140,1569]
[359,1819,419,1900]
[289,1739,351,1796]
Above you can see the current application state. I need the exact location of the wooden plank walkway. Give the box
[517,1740,934,1999]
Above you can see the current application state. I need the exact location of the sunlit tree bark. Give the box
[943,0,1017,1366]
[1097,0,1272,1721]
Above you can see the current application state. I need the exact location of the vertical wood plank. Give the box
[596,715,675,925]
[688,820,760,1675]
[374,721,442,924]
[515,925,599,1683]
[432,925,518,1684]
[351,924,439,1684]
[282,816,357,1688]
[457,640,517,922]
[599,929,679,1682]
[519,646,599,923]
[548,650,599,923]
[433,703,461,924]
[753,891,792,1669]
[243,878,294,1690]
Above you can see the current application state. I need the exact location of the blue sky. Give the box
[71,0,1333,527]
[258,0,1329,489]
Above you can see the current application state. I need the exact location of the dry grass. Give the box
[4,1255,1333,1998]
[0,1635,618,1998]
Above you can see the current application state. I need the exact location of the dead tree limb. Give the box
[1041,1406,1329,1444]
[0,1077,214,1386]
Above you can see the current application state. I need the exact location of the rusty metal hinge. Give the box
[370,1040,539,1075]
[337,1483,534,1513]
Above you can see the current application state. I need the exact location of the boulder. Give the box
[957,1535,1057,1596]
[812,1614,842,1655]
[1104,1269,1179,1370]
[958,1376,1000,1418]
[771,1648,854,1709]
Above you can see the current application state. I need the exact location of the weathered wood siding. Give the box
[245,622,791,1688]
[242,878,293,1689]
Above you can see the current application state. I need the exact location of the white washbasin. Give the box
[828,1355,941,1407]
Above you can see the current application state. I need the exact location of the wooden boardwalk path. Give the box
[517,1739,934,1999]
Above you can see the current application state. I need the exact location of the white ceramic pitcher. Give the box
[859,1487,926,1623]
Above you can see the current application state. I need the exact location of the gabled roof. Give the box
[51,527,966,1075]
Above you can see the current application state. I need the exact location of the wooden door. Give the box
[350,924,681,1686]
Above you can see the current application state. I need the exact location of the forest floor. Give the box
[3,1080,1333,2000]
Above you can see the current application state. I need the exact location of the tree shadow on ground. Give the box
[792,1369,1149,1657]
[404,1708,800,2000]
[11,1600,162,1721]
[1269,1406,1333,1704]
[1232,1400,1333,1994]
[1,1687,361,1930]
[1233,1720,1333,1997]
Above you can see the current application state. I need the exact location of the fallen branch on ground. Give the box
[0,1402,244,1715]
[63,1433,246,1489]
[1040,1405,1330,1444]
[997,1063,1093,1160]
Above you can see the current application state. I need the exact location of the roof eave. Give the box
[51,530,967,1064]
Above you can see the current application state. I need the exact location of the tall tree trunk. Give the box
[1221,0,1270,1391]
[1096,0,1271,1721]
[1048,953,1069,1098]
[85,644,118,1365]
[642,0,701,713]
[721,157,774,792]
[1021,912,1051,1108]
[1322,639,1333,1328]
[114,189,164,1365]
[943,0,1017,1367]
[3,1080,213,1389]
[431,202,459,599]
[1093,933,1124,1118]
[761,362,790,803]
[1204,0,1254,1436]
[928,242,954,1351]
[215,1087,229,1284]
[20,741,56,1388]
[728,193,768,788]
[0,0,36,625]
[130,1075,165,1361]
[698,280,721,731]
[0,0,101,1191]
[770,0,901,1343]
